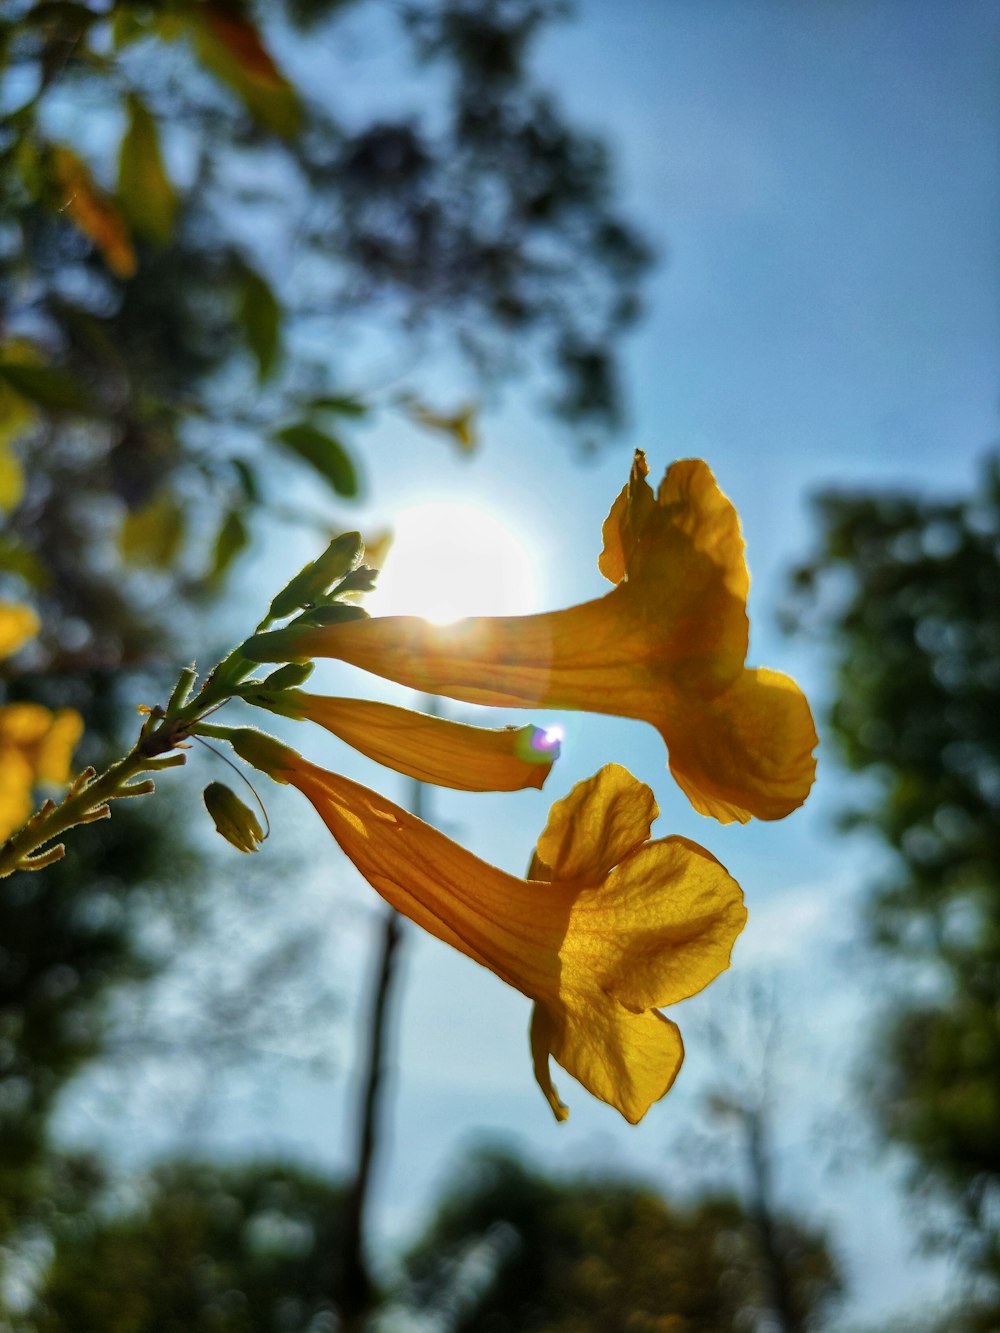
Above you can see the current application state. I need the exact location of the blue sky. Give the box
[57,3,1000,1325]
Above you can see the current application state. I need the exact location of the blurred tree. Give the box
[1,0,651,664]
[22,1159,349,1331]
[786,453,1000,1315]
[403,1147,840,1333]
[0,0,651,1287]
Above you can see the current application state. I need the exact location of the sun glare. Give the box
[364,501,538,623]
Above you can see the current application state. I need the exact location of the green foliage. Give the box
[0,799,186,1248]
[25,1160,349,1332]
[786,452,1000,1307]
[273,422,359,498]
[404,1148,840,1333]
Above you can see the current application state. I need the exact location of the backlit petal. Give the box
[535,991,685,1125]
[663,667,819,824]
[534,763,658,883]
[569,836,747,1011]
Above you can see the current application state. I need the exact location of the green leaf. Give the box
[119,491,185,568]
[0,362,93,413]
[191,6,302,138]
[308,394,368,417]
[209,508,250,585]
[0,536,48,588]
[231,456,261,505]
[118,94,178,247]
[237,265,281,383]
[273,423,359,498]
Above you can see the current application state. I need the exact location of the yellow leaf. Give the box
[119,491,185,568]
[193,6,302,137]
[51,145,136,279]
[407,399,478,454]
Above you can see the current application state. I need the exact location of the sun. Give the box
[364,500,538,623]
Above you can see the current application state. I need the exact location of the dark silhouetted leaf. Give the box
[273,423,359,498]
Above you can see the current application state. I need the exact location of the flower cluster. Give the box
[0,455,817,1123]
[217,454,817,1121]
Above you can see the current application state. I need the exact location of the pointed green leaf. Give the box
[209,508,250,584]
[0,362,93,413]
[237,265,281,382]
[273,423,359,498]
[308,394,368,417]
[118,94,178,247]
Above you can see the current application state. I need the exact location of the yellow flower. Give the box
[243,454,818,824]
[0,705,84,840]
[244,688,559,791]
[227,729,746,1123]
[0,604,83,841]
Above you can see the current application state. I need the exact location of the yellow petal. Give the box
[569,836,747,1011]
[0,604,39,659]
[534,992,685,1126]
[257,692,559,791]
[534,763,658,882]
[663,668,819,824]
[597,448,655,584]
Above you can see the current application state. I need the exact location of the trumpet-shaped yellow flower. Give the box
[243,688,560,791]
[243,455,817,824]
[227,729,746,1123]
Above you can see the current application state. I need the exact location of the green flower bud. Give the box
[262,662,314,690]
[288,603,369,629]
[267,532,365,620]
[202,782,265,853]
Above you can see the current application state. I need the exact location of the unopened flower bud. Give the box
[267,532,365,620]
[202,782,264,853]
[262,662,314,690]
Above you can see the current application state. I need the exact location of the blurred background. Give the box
[1,1,999,1329]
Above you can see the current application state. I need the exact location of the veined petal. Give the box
[534,992,685,1126]
[533,763,658,883]
[251,690,558,791]
[568,836,747,1011]
[663,667,819,824]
